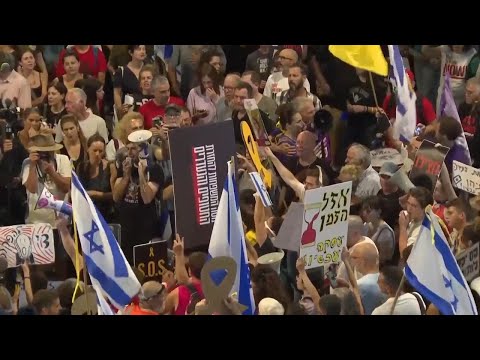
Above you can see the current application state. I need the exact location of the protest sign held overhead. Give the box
[455,243,479,283]
[133,240,170,283]
[300,182,352,270]
[409,140,449,191]
[452,161,480,195]
[169,121,236,249]
[0,224,55,268]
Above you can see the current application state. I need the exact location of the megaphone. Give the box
[257,250,285,275]
[390,166,415,193]
[128,130,152,160]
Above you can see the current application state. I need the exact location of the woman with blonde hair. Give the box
[105,111,144,161]
[338,164,363,213]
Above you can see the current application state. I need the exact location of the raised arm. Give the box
[341,247,364,315]
[264,146,304,200]
[253,193,268,247]
[296,258,321,314]
[173,234,189,284]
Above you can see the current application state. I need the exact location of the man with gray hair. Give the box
[345,143,380,199]
[216,73,240,122]
[459,76,480,166]
[139,75,184,129]
[56,88,108,143]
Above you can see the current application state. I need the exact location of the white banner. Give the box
[300,182,352,270]
[456,242,479,283]
[452,160,480,195]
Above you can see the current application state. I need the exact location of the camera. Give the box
[0,99,22,134]
[39,152,51,161]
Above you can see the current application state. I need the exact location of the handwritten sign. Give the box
[133,241,170,283]
[274,202,304,252]
[0,224,55,268]
[370,148,403,168]
[241,121,272,189]
[249,172,272,207]
[300,182,352,270]
[452,161,480,195]
[409,140,449,191]
[456,242,479,283]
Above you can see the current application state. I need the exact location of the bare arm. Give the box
[113,177,130,203]
[173,234,189,284]
[138,162,159,205]
[296,258,321,314]
[254,194,268,247]
[264,147,304,199]
[440,162,457,201]
[25,161,39,194]
[114,87,123,114]
[46,169,70,194]
[21,263,33,305]
[97,72,106,85]
[56,217,84,274]
[109,162,117,194]
[163,184,174,201]
[163,288,179,315]
[399,225,409,259]
[342,248,364,315]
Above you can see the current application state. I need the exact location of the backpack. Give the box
[185,283,204,315]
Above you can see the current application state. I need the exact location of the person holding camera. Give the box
[112,132,165,265]
[0,120,28,226]
[21,133,71,226]
[0,51,31,110]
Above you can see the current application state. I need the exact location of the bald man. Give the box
[216,73,241,122]
[264,49,311,101]
[352,242,387,314]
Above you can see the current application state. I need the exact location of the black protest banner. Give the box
[409,140,449,191]
[133,241,169,283]
[169,121,236,249]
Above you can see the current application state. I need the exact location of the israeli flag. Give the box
[71,171,141,309]
[405,208,478,315]
[388,45,417,142]
[208,161,255,315]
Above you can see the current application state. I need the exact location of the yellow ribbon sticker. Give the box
[240,121,272,189]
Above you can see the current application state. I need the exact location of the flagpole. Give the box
[389,271,406,315]
[368,71,380,108]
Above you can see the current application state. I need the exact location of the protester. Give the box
[58,114,87,169]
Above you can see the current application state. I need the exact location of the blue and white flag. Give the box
[208,161,255,315]
[405,208,478,315]
[94,285,115,316]
[71,171,141,309]
[439,73,472,165]
[388,45,417,142]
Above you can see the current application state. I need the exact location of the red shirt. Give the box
[139,97,185,129]
[382,93,436,125]
[174,281,203,316]
[56,46,107,78]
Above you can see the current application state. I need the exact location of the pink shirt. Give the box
[0,70,31,109]
[186,86,224,125]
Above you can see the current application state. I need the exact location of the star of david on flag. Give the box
[71,171,140,309]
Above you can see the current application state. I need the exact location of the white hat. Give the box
[258,297,284,315]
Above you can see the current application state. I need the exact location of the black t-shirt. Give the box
[42,105,68,128]
[377,188,404,229]
[232,109,274,145]
[347,76,387,128]
[116,161,164,207]
[113,65,141,102]
[254,237,277,258]
[132,93,154,111]
[245,49,275,82]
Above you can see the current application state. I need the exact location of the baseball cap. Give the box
[379,161,399,177]
[258,297,285,315]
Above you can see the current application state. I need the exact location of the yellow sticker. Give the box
[240,121,272,189]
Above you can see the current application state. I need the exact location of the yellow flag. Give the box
[328,45,388,76]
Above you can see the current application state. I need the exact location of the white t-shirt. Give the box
[106,139,125,162]
[263,71,310,101]
[407,220,422,247]
[437,46,477,110]
[21,154,72,227]
[55,111,109,143]
[372,293,424,315]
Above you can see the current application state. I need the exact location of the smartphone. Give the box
[153,116,163,128]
